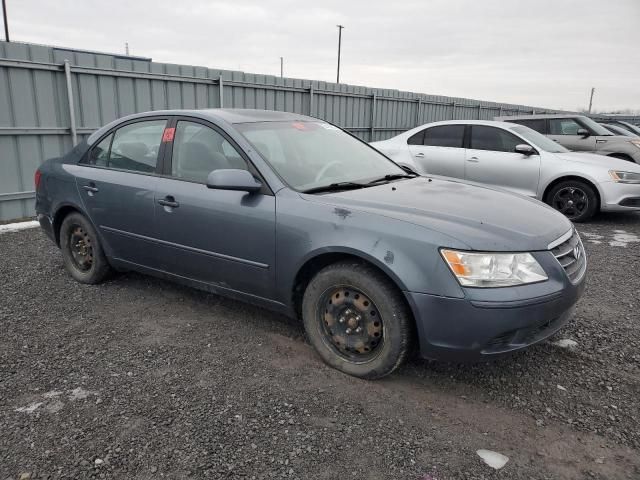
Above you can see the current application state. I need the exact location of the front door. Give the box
[464,125,541,197]
[153,119,277,300]
[547,118,597,151]
[71,118,168,267]
[407,124,466,178]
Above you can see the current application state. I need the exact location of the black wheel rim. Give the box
[318,286,384,363]
[69,225,93,272]
[552,187,588,220]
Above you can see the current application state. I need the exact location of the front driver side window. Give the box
[470,126,522,153]
[171,121,248,183]
[549,119,582,135]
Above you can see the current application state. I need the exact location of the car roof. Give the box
[121,108,317,124]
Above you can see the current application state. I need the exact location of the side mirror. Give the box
[576,128,590,138]
[206,169,262,193]
[514,144,535,156]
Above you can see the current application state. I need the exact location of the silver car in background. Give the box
[371,120,640,222]
[495,114,640,163]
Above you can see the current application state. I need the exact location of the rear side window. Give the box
[87,134,112,167]
[549,118,582,135]
[171,121,248,183]
[423,125,465,148]
[512,119,546,133]
[407,130,425,145]
[109,120,167,173]
[470,126,522,153]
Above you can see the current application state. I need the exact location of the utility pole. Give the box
[336,24,344,83]
[2,0,10,42]
[125,42,130,56]
[588,87,595,113]
[280,56,283,78]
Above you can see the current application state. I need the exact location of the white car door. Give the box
[464,125,541,197]
[406,125,466,178]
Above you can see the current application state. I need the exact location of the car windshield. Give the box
[236,121,407,191]
[510,125,570,153]
[579,116,615,136]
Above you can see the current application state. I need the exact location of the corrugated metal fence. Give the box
[0,40,636,222]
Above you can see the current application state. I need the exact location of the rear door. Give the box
[464,125,541,197]
[71,118,168,267]
[407,124,466,178]
[547,118,597,151]
[153,118,277,299]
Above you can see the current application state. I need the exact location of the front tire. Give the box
[302,262,413,379]
[60,212,112,284]
[546,180,598,223]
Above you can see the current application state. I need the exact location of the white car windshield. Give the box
[237,121,408,192]
[511,126,570,153]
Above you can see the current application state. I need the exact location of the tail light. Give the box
[34,168,42,190]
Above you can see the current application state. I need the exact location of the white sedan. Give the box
[371,120,640,222]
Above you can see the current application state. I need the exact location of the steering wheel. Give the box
[314,160,343,183]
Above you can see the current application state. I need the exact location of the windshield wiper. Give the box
[301,181,367,194]
[367,173,417,185]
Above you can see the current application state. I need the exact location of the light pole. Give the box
[336,24,344,83]
[2,0,10,42]
[588,87,595,114]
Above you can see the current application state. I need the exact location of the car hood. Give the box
[302,177,572,252]
[552,151,640,171]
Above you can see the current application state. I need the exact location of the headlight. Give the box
[441,250,548,287]
[630,140,640,150]
[609,170,640,184]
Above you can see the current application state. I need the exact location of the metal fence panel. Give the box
[1,40,638,222]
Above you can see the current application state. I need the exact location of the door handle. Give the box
[467,157,479,163]
[158,196,179,209]
[414,153,425,158]
[82,183,99,193]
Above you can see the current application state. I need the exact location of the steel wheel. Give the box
[68,225,94,272]
[551,186,589,220]
[319,286,384,363]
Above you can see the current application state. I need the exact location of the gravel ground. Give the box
[1,212,639,480]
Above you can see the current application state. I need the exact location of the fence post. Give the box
[309,84,314,117]
[477,104,482,120]
[63,60,78,146]
[370,93,377,141]
[415,98,421,126]
[218,75,224,108]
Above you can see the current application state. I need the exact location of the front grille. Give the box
[551,230,586,284]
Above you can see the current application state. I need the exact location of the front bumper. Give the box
[599,180,640,211]
[405,251,586,362]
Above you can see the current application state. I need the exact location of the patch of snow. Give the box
[43,390,63,398]
[68,387,97,401]
[557,384,567,391]
[15,402,43,413]
[551,339,578,350]
[609,230,640,248]
[0,220,39,234]
[476,449,509,469]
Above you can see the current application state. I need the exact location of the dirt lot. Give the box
[1,213,639,480]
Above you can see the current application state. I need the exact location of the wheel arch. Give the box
[290,249,411,320]
[542,175,602,209]
[52,202,90,247]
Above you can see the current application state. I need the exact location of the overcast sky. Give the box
[4,0,640,112]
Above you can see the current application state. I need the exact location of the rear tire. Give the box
[302,261,413,379]
[546,180,598,223]
[60,212,112,284]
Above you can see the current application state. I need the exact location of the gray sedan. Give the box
[36,109,585,379]
[372,120,640,222]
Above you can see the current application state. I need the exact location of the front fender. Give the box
[274,191,467,308]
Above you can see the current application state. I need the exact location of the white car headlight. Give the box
[441,250,548,287]
[609,170,640,184]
